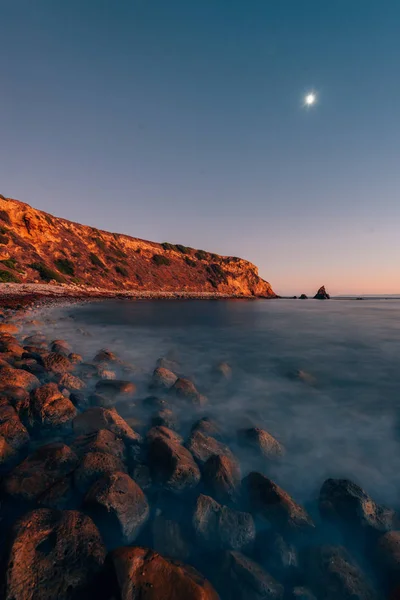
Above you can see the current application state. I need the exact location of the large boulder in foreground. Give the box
[243,472,315,535]
[73,451,126,494]
[313,285,330,299]
[319,478,397,540]
[106,546,220,600]
[0,365,40,391]
[84,471,149,547]
[4,508,106,600]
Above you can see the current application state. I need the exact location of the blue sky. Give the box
[1,0,399,295]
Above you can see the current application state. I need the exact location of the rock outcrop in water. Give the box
[314,286,330,300]
[0,196,276,297]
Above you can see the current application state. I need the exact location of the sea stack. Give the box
[314,286,330,300]
[299,294,308,299]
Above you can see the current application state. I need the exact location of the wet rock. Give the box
[84,471,149,547]
[152,509,191,560]
[376,531,400,588]
[151,408,179,430]
[289,587,317,600]
[150,366,178,390]
[314,285,330,300]
[106,546,220,600]
[213,361,232,381]
[96,363,117,380]
[89,392,117,408]
[94,379,136,398]
[69,391,88,409]
[156,356,180,372]
[37,476,75,510]
[23,333,47,346]
[57,372,86,391]
[4,508,106,600]
[142,395,169,409]
[304,545,380,600]
[73,407,142,446]
[0,402,30,450]
[0,365,40,391]
[171,377,207,406]
[0,322,19,333]
[131,463,152,490]
[24,382,77,431]
[71,429,126,461]
[148,427,201,493]
[319,478,397,540]
[186,430,234,466]
[193,494,256,552]
[74,450,127,494]
[147,425,183,444]
[3,442,79,504]
[203,454,241,504]
[51,339,71,355]
[93,348,120,363]
[68,352,83,364]
[0,434,18,472]
[76,362,98,380]
[192,416,223,439]
[299,294,308,300]
[42,352,74,374]
[255,531,300,584]
[218,550,284,600]
[243,472,315,535]
[238,427,285,460]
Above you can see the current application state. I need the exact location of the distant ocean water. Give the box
[37,299,400,509]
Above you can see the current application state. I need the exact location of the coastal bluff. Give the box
[0,196,276,298]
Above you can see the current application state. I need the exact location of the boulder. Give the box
[93,348,120,363]
[51,339,71,355]
[212,361,232,381]
[255,531,300,584]
[0,434,18,472]
[4,508,106,600]
[57,372,86,391]
[218,551,284,600]
[191,417,223,439]
[156,356,180,372]
[37,476,76,510]
[0,365,40,391]
[84,471,149,547]
[72,407,142,446]
[193,494,256,552]
[186,430,234,465]
[0,322,19,333]
[69,352,83,364]
[243,472,315,535]
[73,450,127,494]
[304,545,380,600]
[299,294,308,300]
[238,427,285,460]
[3,442,79,504]
[150,366,178,390]
[71,429,126,461]
[147,425,183,444]
[288,588,317,600]
[151,408,179,430]
[319,478,397,540]
[26,382,77,431]
[142,395,170,409]
[148,428,200,493]
[152,509,191,560]
[94,379,136,398]
[42,352,74,374]
[23,333,47,346]
[203,453,241,504]
[313,285,330,300]
[376,531,400,587]
[106,546,220,600]
[170,377,207,406]
[0,402,29,450]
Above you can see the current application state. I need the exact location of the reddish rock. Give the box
[57,372,86,391]
[218,551,284,600]
[238,427,285,460]
[42,352,74,374]
[4,508,106,600]
[27,382,77,430]
[0,365,40,391]
[147,425,183,444]
[84,471,149,546]
[186,430,234,465]
[68,352,83,364]
[51,339,71,355]
[203,453,241,504]
[74,450,126,494]
[151,408,179,430]
[95,379,136,398]
[192,417,223,439]
[71,429,126,461]
[3,442,79,504]
[243,472,315,535]
[152,509,191,560]
[171,377,207,406]
[93,348,120,363]
[0,434,18,472]
[106,546,220,600]
[0,402,29,450]
[0,322,19,334]
[314,285,330,300]
[150,366,178,390]
[72,407,141,446]
[37,476,75,510]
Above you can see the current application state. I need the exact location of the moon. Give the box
[304,92,317,106]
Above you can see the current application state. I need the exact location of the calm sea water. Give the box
[35,299,400,510]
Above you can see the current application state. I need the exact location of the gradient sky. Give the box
[1,1,400,296]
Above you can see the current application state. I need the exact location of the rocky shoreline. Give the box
[0,301,399,599]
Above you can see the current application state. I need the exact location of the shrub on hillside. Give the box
[206,263,227,284]
[93,237,107,251]
[115,265,128,277]
[175,244,191,254]
[195,250,207,260]
[152,254,171,266]
[0,270,20,283]
[55,257,75,276]
[0,210,11,224]
[0,233,9,245]
[184,256,197,267]
[0,258,24,273]
[161,242,175,251]
[28,262,65,283]
[89,253,105,268]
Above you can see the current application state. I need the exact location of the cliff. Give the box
[0,196,276,298]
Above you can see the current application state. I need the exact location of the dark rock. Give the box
[23,333,47,346]
[142,395,169,409]
[69,391,88,409]
[73,450,126,494]
[238,427,285,460]
[4,508,106,599]
[0,434,18,473]
[106,546,220,600]
[42,352,74,374]
[150,366,178,390]
[243,472,315,535]
[151,408,179,430]
[89,392,117,408]
[313,285,330,300]
[255,531,300,584]
[152,509,191,560]
[130,463,152,490]
[304,545,380,600]
[203,453,241,504]
[218,550,284,600]
[186,430,234,465]
[156,356,180,372]
[319,478,397,541]
[57,372,86,391]
[147,425,183,444]
[148,427,200,493]
[94,379,135,398]
[85,471,149,547]
[299,294,308,300]
[93,348,120,363]
[71,429,126,461]
[192,416,223,439]
[72,407,142,446]
[376,531,400,588]
[193,494,255,552]
[289,587,317,600]
[170,377,207,406]
[3,442,79,504]
[37,476,75,510]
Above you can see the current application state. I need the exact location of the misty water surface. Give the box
[34,299,400,511]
